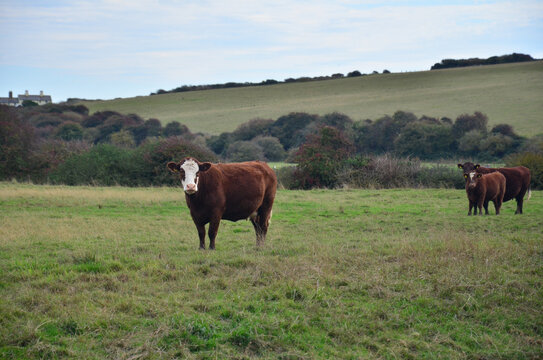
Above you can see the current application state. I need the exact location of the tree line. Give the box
[150,69,388,96]
[149,53,536,97]
[1,104,541,189]
[431,53,536,70]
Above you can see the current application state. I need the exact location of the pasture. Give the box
[1,183,542,359]
[79,61,543,136]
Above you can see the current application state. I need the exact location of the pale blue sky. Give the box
[1,0,542,102]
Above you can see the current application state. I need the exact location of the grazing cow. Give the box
[464,171,506,216]
[458,162,531,214]
[167,158,277,249]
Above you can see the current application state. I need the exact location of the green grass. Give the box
[1,183,542,359]
[79,61,543,136]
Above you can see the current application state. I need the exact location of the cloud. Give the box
[1,0,542,99]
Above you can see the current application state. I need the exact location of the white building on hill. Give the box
[0,90,52,106]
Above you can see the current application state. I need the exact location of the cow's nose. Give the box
[186,183,197,192]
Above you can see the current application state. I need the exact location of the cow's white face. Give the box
[466,171,482,188]
[181,159,200,194]
[167,158,212,194]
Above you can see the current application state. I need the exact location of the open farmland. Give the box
[1,183,542,359]
[79,61,543,136]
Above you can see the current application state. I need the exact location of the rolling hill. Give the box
[79,61,543,136]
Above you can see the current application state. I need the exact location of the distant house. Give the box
[0,90,52,106]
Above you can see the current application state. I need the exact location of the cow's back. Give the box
[478,166,530,201]
[191,161,276,222]
[482,172,506,201]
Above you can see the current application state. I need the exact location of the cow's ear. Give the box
[475,164,480,169]
[199,162,212,172]
[457,163,463,169]
[167,162,180,172]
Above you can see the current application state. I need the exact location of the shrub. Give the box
[394,123,455,159]
[110,130,136,148]
[226,141,264,162]
[318,112,353,132]
[416,164,465,189]
[274,165,302,189]
[50,144,134,186]
[452,112,488,137]
[480,133,516,158]
[32,139,90,182]
[491,124,519,138]
[163,121,190,138]
[55,122,84,141]
[505,151,543,189]
[252,136,286,161]
[294,126,354,188]
[0,105,37,180]
[341,154,420,188]
[458,130,485,154]
[270,112,319,150]
[232,118,273,141]
[206,132,233,156]
[347,70,362,77]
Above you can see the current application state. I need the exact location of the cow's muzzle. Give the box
[185,183,197,194]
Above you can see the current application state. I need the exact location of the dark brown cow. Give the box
[458,162,531,214]
[464,171,506,216]
[167,157,277,249]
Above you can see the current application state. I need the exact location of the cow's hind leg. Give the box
[256,205,273,246]
[493,200,501,215]
[515,195,524,214]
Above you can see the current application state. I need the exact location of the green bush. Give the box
[416,164,465,189]
[225,141,264,162]
[252,136,286,161]
[55,122,84,141]
[275,165,302,189]
[50,144,133,185]
[505,151,543,189]
[394,123,455,159]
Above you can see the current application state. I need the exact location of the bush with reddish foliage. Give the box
[294,126,354,188]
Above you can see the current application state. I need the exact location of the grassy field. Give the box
[1,183,542,359]
[79,61,543,136]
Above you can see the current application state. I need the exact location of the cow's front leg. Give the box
[208,216,221,250]
[477,199,484,216]
[196,223,206,250]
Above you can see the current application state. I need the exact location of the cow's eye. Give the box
[464,174,467,178]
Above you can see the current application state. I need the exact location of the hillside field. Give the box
[79,61,543,136]
[1,183,542,359]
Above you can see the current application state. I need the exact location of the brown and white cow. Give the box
[458,162,531,214]
[167,158,277,249]
[463,171,506,216]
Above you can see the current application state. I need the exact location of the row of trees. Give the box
[150,70,390,96]
[207,111,526,162]
[431,53,536,70]
[1,104,541,188]
[151,53,536,97]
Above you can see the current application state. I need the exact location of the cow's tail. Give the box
[527,186,532,201]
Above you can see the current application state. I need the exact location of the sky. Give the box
[1,0,542,103]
